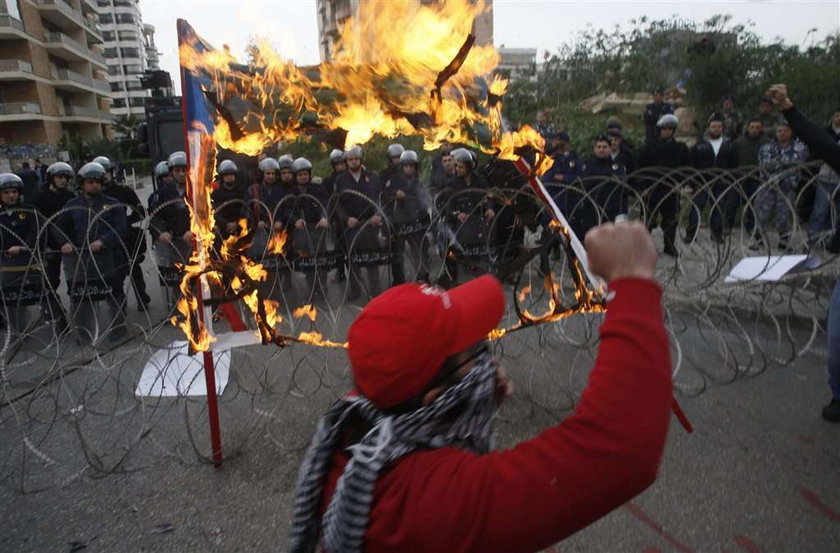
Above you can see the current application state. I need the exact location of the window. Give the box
[98,14,113,24]
[3,0,22,22]
[111,98,126,108]
[126,80,143,90]
[103,47,117,58]
[129,97,145,107]
[122,64,142,74]
[102,31,115,41]
[118,31,138,41]
[114,0,132,6]
[115,14,135,24]
[96,1,111,7]
[120,47,140,58]
[107,65,121,76]
[109,82,124,92]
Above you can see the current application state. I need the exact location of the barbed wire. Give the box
[0,162,837,492]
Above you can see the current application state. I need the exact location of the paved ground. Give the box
[1,177,839,552]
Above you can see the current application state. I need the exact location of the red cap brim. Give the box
[446,275,506,356]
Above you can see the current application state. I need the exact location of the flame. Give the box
[267,229,288,255]
[173,0,603,352]
[178,0,552,172]
[293,304,317,322]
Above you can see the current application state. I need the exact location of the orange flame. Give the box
[293,304,317,322]
[178,0,551,172]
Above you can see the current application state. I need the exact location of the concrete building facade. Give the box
[94,0,156,122]
[0,0,113,144]
[316,0,493,62]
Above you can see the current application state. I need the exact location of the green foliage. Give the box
[121,158,152,176]
[504,15,840,139]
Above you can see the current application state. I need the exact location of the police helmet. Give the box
[387,143,405,158]
[277,155,294,170]
[167,151,188,169]
[292,157,313,173]
[46,162,74,179]
[258,157,280,173]
[78,162,107,182]
[451,147,477,169]
[218,159,238,175]
[93,156,112,171]
[346,145,363,159]
[329,149,346,164]
[0,173,24,191]
[656,114,679,129]
[154,160,170,178]
[399,150,419,165]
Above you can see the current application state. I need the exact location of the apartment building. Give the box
[95,0,156,122]
[0,0,113,144]
[316,0,494,62]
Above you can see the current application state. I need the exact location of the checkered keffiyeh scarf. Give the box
[288,354,498,553]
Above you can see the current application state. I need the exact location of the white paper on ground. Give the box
[135,340,232,397]
[725,255,809,283]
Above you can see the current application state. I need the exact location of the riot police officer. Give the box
[384,150,431,284]
[36,162,76,327]
[93,155,150,310]
[0,173,41,330]
[381,143,405,185]
[334,146,383,301]
[245,157,288,252]
[211,159,246,240]
[150,151,193,266]
[153,160,172,192]
[289,157,331,300]
[322,149,346,196]
[637,114,690,257]
[58,162,128,342]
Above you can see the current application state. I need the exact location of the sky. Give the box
[140,0,840,90]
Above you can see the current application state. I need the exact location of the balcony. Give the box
[0,15,28,40]
[58,104,115,122]
[44,31,108,68]
[0,59,42,82]
[83,17,104,44]
[52,67,111,95]
[0,102,46,122]
[35,0,86,32]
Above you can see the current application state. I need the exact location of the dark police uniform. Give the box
[149,182,192,266]
[644,101,675,145]
[383,173,431,284]
[575,157,627,239]
[637,136,690,255]
[334,169,383,299]
[104,182,149,305]
[36,185,75,322]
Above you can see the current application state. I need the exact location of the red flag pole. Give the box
[178,19,223,467]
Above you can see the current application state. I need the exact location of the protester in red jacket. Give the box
[289,221,673,553]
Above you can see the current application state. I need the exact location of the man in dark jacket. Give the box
[439,148,494,287]
[36,162,76,328]
[0,173,41,330]
[380,143,405,186]
[15,161,41,205]
[732,118,768,235]
[58,162,128,341]
[288,222,673,553]
[767,84,840,423]
[576,135,628,240]
[321,149,347,196]
[720,95,743,141]
[288,157,331,301]
[685,113,738,243]
[643,88,674,145]
[334,146,383,301]
[243,157,289,259]
[211,159,246,240]
[95,156,150,310]
[384,150,431,285]
[637,114,690,257]
[150,151,193,266]
[542,132,581,218]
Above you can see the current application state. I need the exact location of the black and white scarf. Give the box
[288,354,498,553]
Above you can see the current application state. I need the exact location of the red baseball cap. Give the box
[348,275,505,409]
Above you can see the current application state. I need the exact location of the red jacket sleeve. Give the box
[363,278,673,553]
